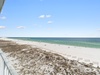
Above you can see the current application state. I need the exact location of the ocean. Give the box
[9,37,100,48]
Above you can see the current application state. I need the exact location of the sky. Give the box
[0,0,100,37]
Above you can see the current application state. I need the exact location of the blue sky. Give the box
[0,0,100,37]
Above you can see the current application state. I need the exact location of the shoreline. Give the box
[0,37,100,67]
[8,37,100,49]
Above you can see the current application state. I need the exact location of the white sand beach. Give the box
[0,37,100,67]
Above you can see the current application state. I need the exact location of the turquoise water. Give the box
[9,37,100,48]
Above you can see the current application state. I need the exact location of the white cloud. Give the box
[0,16,6,20]
[47,21,53,24]
[39,15,45,19]
[46,15,51,18]
[39,15,52,19]
[17,26,25,29]
[0,26,6,29]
